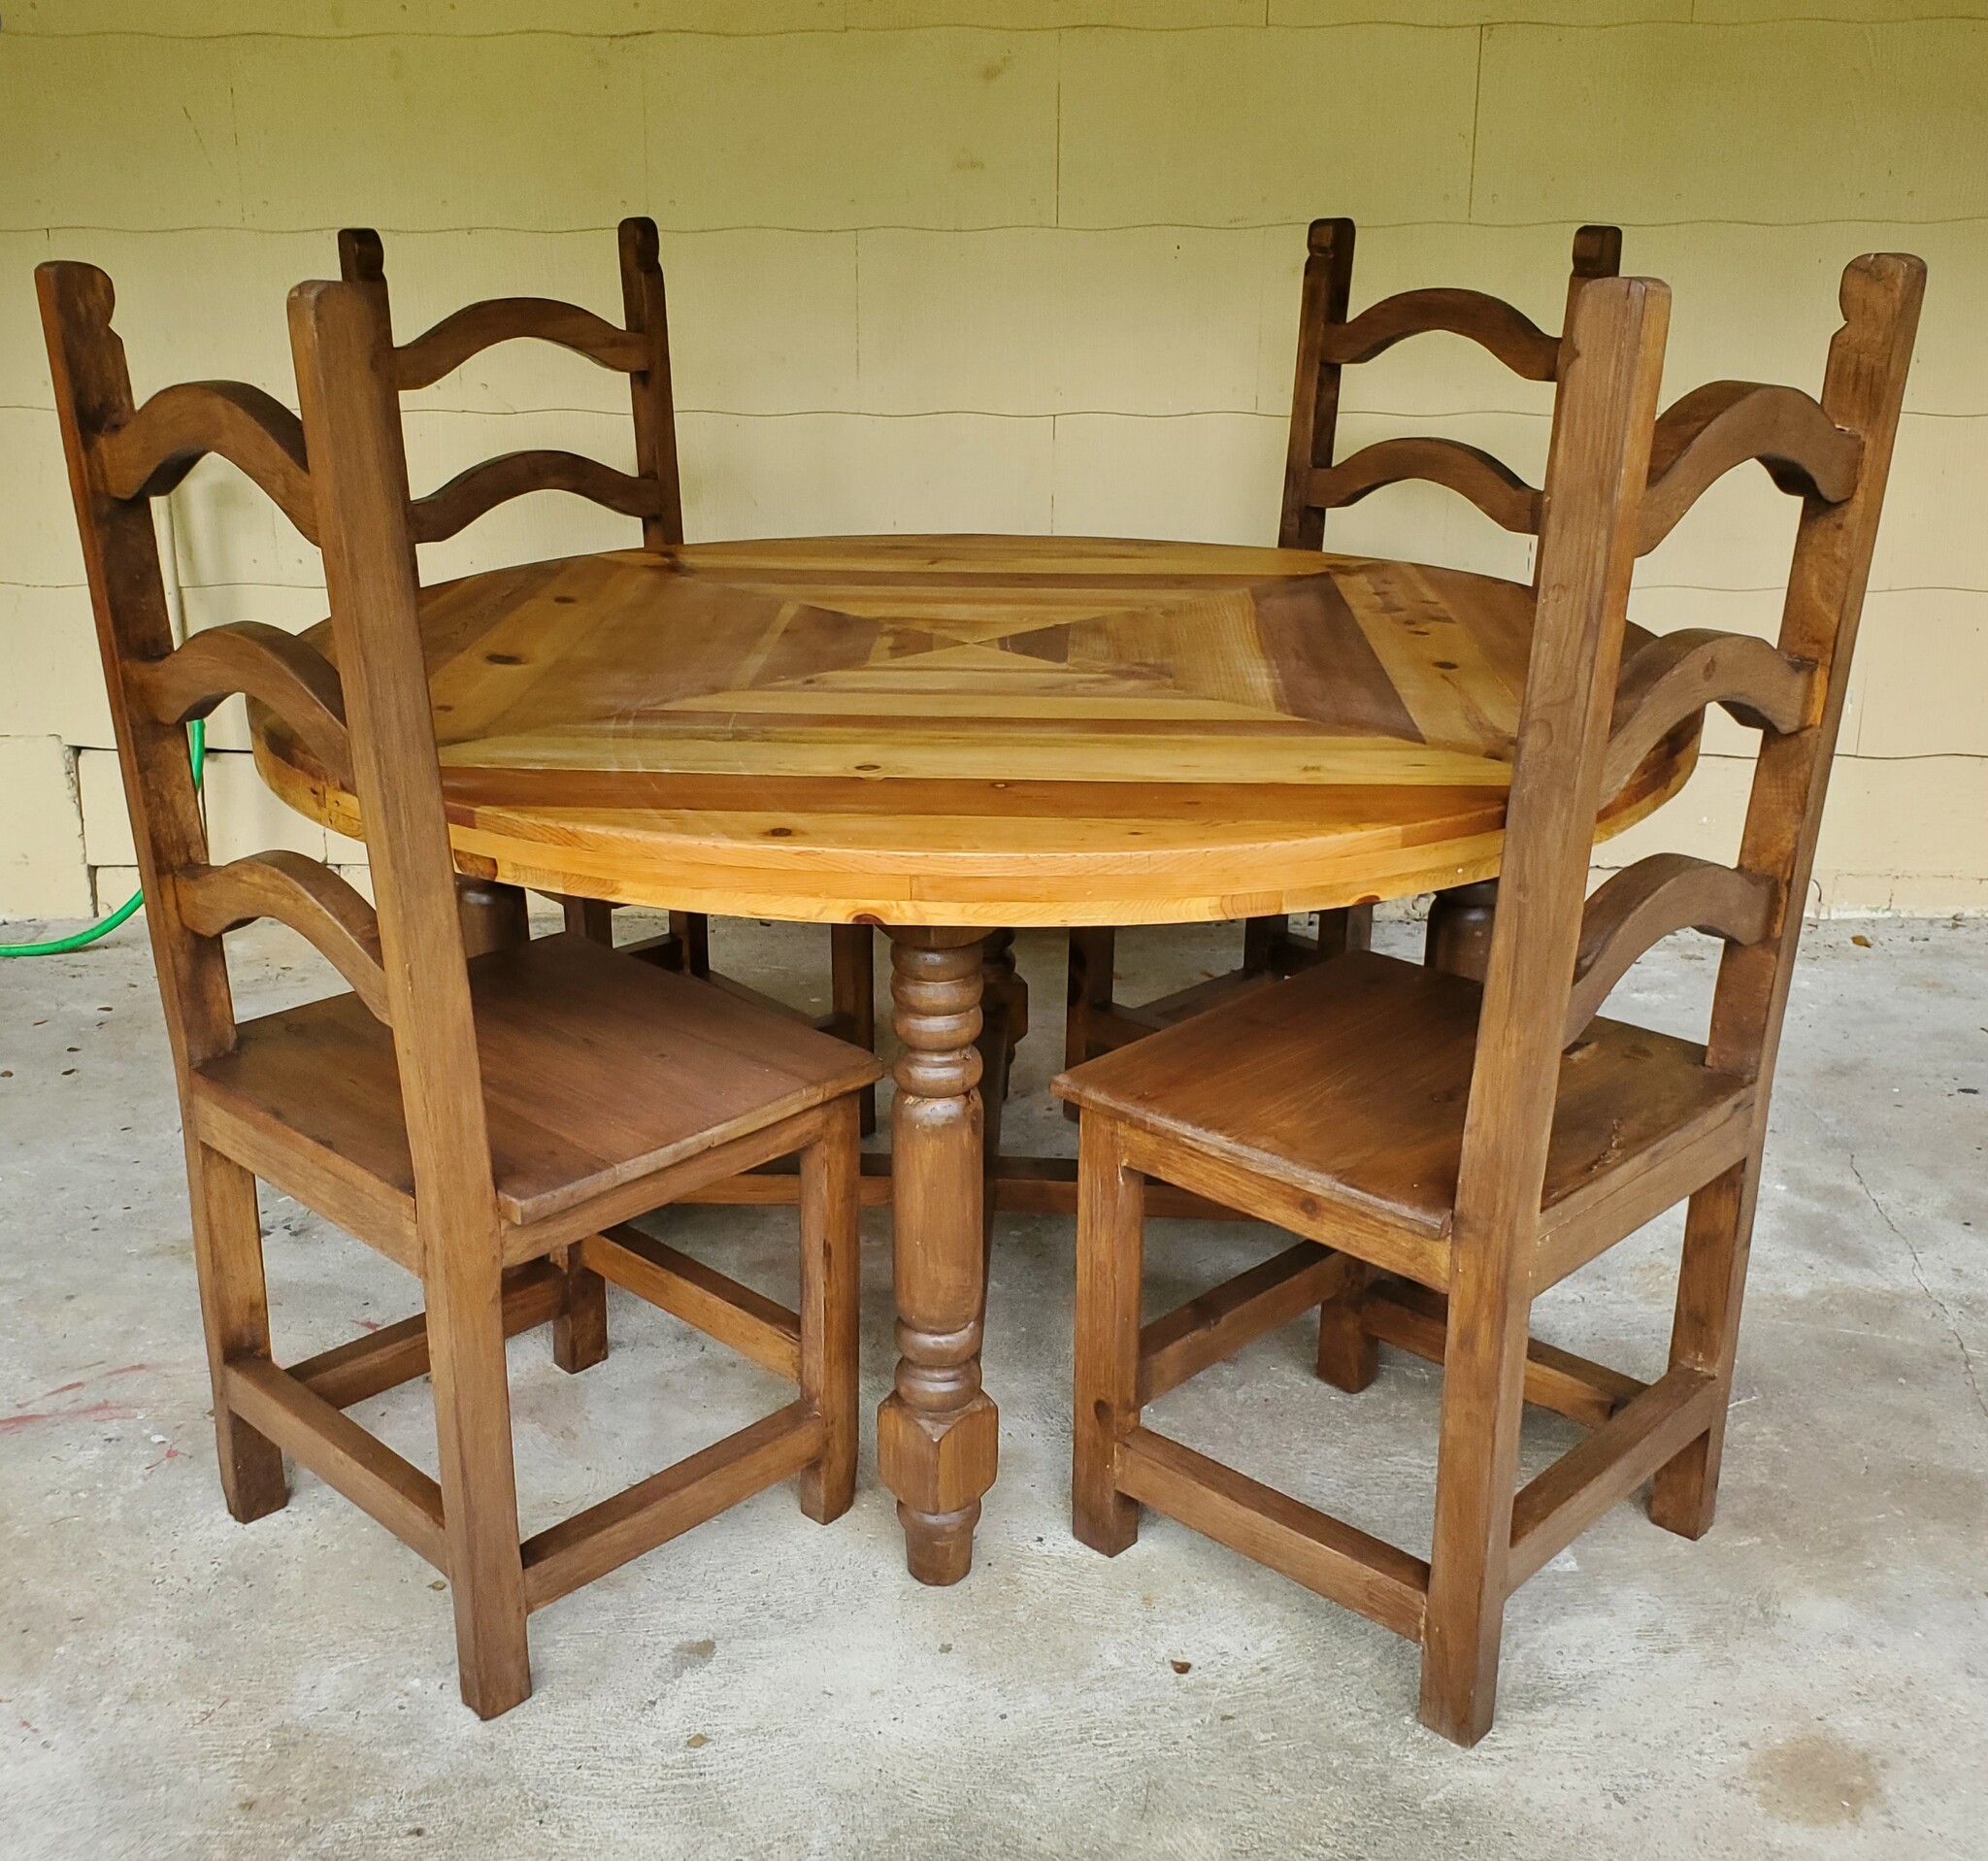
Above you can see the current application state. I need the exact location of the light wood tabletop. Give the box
[254,531,1703,1589]
[256,534,1698,929]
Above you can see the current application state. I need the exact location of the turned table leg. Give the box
[878,927,1000,1585]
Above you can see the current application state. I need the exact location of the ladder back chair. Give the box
[38,258,884,1719]
[337,218,878,1127]
[1064,218,1625,1080]
[1056,254,1923,1744]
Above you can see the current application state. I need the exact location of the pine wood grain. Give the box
[253,535,1697,927]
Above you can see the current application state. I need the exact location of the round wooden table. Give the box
[257,533,1698,1584]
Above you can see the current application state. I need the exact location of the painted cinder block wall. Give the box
[2,2,1984,918]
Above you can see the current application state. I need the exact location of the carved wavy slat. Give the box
[177,852,389,1022]
[131,622,352,787]
[1565,854,1778,1046]
[94,381,317,542]
[407,449,663,546]
[392,297,649,391]
[1602,627,1815,799]
[1319,288,1562,382]
[1309,439,1542,535]
[1638,381,1864,554]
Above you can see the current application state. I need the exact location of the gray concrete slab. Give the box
[1,910,1983,1859]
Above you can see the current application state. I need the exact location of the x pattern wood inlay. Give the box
[257,535,1699,925]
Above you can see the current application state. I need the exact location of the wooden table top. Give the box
[256,534,1699,927]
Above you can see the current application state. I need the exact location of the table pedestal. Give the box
[876,927,1000,1584]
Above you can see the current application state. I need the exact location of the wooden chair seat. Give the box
[1057,949,1750,1262]
[196,929,878,1246]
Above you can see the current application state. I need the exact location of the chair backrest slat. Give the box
[1599,626,1814,805]
[408,448,664,547]
[391,296,650,390]
[131,619,354,786]
[1562,853,1777,1047]
[1637,380,1864,555]
[94,380,318,541]
[1308,437,1541,537]
[1318,286,1561,381]
[177,851,390,1021]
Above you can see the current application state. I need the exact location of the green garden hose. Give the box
[0,720,205,956]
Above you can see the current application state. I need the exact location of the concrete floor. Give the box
[1,908,1983,1859]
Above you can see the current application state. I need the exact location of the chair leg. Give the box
[1241,914,1281,972]
[560,895,616,946]
[798,1097,862,1525]
[1073,1115,1145,1556]
[1315,1258,1379,1393]
[831,922,878,1137]
[1321,903,1375,959]
[425,1235,531,1719]
[1649,1158,1759,1540]
[672,910,712,978]
[981,928,1026,1089]
[1063,926,1115,1118]
[1249,906,1373,979]
[551,1242,609,1374]
[1419,1231,1532,1746]
[184,1142,287,1523]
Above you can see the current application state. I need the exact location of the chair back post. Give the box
[35,262,236,1073]
[1532,226,1627,594]
[285,278,499,1223]
[617,216,684,548]
[1278,216,1357,549]
[1418,277,1669,1727]
[1562,224,1623,332]
[337,226,392,329]
[1706,253,1926,1084]
[1454,276,1673,1244]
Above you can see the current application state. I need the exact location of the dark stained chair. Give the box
[1055,256,1924,1743]
[39,257,884,1719]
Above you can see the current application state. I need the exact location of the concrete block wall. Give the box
[3,3,1984,918]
